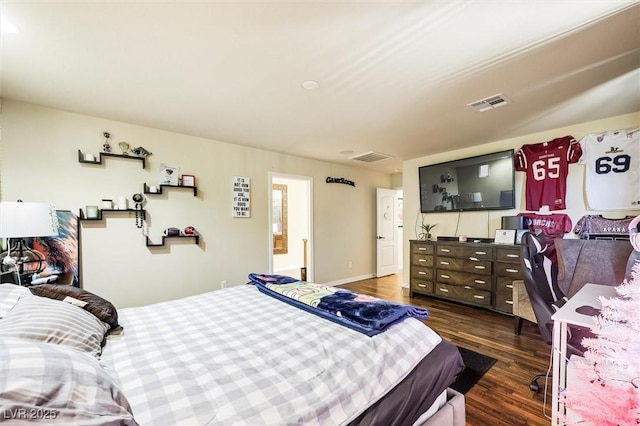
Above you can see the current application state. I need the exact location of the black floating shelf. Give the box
[78,149,146,169]
[143,183,197,197]
[79,208,146,221]
[146,234,200,247]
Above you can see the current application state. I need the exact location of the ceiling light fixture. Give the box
[302,80,319,90]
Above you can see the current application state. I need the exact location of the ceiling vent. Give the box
[467,93,511,112]
[348,151,393,163]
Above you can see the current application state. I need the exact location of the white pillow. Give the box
[0,339,137,425]
[0,283,32,318]
[0,295,110,358]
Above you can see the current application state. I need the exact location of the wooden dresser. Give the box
[409,239,523,315]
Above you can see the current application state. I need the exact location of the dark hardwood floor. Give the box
[340,273,553,426]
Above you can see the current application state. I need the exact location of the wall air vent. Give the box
[348,151,393,163]
[467,93,511,112]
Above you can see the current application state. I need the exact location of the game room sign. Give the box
[326,177,356,187]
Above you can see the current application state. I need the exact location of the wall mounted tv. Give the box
[419,149,515,213]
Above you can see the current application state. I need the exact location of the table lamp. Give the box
[0,201,59,284]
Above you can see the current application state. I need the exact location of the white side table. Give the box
[550,283,618,425]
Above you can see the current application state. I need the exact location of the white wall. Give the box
[402,111,640,285]
[0,100,392,307]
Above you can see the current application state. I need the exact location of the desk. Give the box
[550,283,619,425]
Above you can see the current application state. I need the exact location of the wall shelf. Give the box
[145,234,200,247]
[143,183,197,197]
[79,208,146,221]
[77,147,199,250]
[78,149,146,169]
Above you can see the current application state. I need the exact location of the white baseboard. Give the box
[322,273,376,287]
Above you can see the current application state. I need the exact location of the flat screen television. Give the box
[419,149,515,213]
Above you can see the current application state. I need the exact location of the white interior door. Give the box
[376,188,398,277]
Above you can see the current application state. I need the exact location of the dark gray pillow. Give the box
[30,284,119,329]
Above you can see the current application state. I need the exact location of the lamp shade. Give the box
[0,202,59,238]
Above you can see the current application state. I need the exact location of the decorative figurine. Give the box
[119,141,130,155]
[103,132,112,152]
[184,226,196,235]
[130,146,152,157]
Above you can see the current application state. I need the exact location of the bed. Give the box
[0,282,465,425]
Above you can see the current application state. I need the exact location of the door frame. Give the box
[268,172,314,283]
[376,187,399,277]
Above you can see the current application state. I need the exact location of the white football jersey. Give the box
[579,128,640,210]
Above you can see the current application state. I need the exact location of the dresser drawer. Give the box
[495,277,516,294]
[494,291,514,314]
[495,247,521,262]
[436,244,464,257]
[436,257,492,275]
[435,270,491,290]
[412,253,434,267]
[437,244,493,260]
[412,266,434,281]
[412,243,434,255]
[461,245,494,260]
[434,283,492,306]
[494,262,524,279]
[410,279,433,295]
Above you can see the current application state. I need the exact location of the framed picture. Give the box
[494,229,516,245]
[181,174,195,186]
[159,163,180,186]
[0,210,80,287]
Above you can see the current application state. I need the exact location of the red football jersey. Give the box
[515,136,582,211]
[518,213,572,263]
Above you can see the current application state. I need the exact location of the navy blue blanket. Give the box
[248,273,429,336]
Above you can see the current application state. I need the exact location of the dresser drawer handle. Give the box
[418,284,427,288]
[440,261,450,265]
[439,288,449,293]
[507,254,519,258]
[469,257,478,261]
[418,247,427,251]
[418,259,427,263]
[473,295,485,299]
[506,300,513,305]
[506,284,513,289]
[474,265,486,270]
[440,248,451,253]
[475,251,486,255]
[464,286,472,289]
[441,274,450,279]
[474,280,486,284]
[506,268,519,273]
[418,271,427,275]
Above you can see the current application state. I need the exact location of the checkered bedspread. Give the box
[101,285,442,425]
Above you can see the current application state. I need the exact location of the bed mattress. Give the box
[101,285,455,425]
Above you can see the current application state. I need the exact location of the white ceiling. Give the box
[1,1,639,174]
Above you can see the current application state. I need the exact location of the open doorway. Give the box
[269,173,313,282]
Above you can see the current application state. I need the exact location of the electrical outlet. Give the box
[221,280,227,289]
[348,261,353,269]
